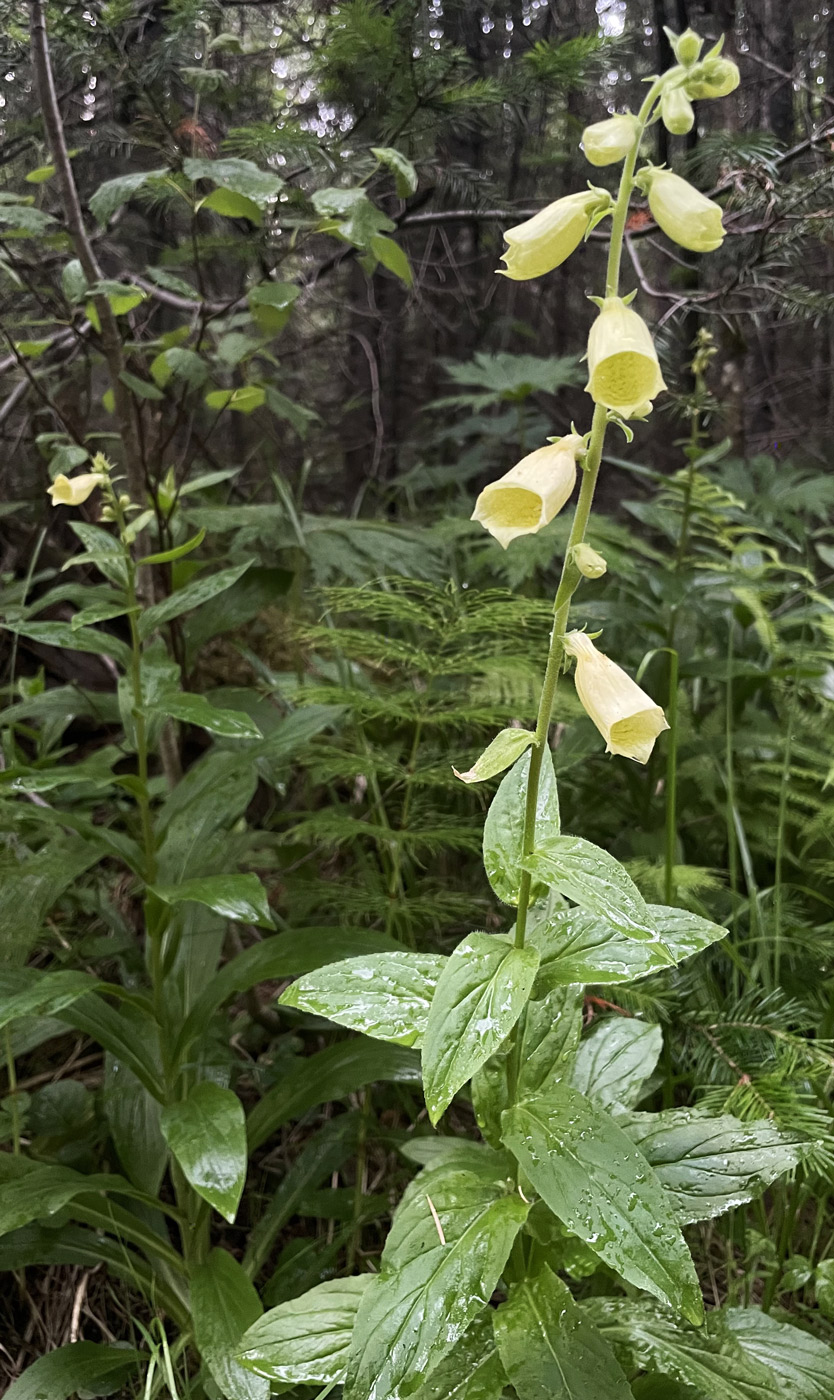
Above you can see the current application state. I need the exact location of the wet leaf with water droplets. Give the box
[502,1085,703,1324]
[522,837,670,954]
[483,748,560,906]
[280,951,447,1047]
[572,1018,663,1112]
[494,1263,633,1400]
[422,932,539,1125]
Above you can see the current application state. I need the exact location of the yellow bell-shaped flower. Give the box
[585,297,666,419]
[47,472,102,507]
[499,190,610,280]
[471,435,583,549]
[581,114,641,167]
[563,631,669,764]
[638,166,724,253]
[661,86,695,136]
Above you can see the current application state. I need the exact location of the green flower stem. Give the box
[512,79,663,956]
[663,646,680,906]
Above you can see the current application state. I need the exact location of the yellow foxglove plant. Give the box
[251,31,801,1400]
[661,84,695,135]
[586,295,667,418]
[471,436,583,547]
[47,468,106,506]
[637,165,725,253]
[498,188,611,280]
[563,630,670,763]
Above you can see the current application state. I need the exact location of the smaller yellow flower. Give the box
[585,297,666,419]
[661,86,695,135]
[581,114,641,167]
[563,631,669,764]
[685,56,740,100]
[573,543,607,579]
[637,167,724,253]
[47,472,102,507]
[499,190,610,280]
[471,436,583,549]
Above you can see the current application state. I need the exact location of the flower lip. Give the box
[471,436,583,549]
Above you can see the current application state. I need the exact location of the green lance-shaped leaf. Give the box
[280,951,447,1047]
[529,902,726,989]
[239,1276,373,1387]
[3,1342,145,1400]
[192,1248,268,1400]
[151,873,274,928]
[572,1018,663,1112]
[522,836,670,954]
[371,146,419,196]
[0,1158,153,1238]
[502,1084,703,1324]
[422,932,539,1124]
[410,1314,506,1400]
[622,1107,806,1224]
[454,727,536,785]
[483,748,560,906]
[138,559,252,638]
[152,691,263,740]
[89,168,168,224]
[344,1165,529,1400]
[587,1298,776,1399]
[472,984,582,1148]
[494,1263,633,1400]
[161,1082,246,1222]
[723,1306,834,1400]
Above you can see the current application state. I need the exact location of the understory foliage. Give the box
[2,3,834,1400]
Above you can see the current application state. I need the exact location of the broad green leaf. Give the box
[5,620,131,668]
[454,727,536,784]
[411,1314,506,1400]
[531,902,727,989]
[71,602,131,630]
[152,873,274,928]
[401,1136,513,1178]
[522,837,669,953]
[0,203,56,233]
[4,1342,144,1400]
[494,1264,632,1400]
[62,258,87,304]
[119,367,162,397]
[175,927,399,1059]
[247,1038,420,1152]
[104,1056,166,1196]
[344,1166,529,1400]
[371,146,418,196]
[422,932,540,1124]
[624,1108,806,1225]
[204,386,266,413]
[161,1082,246,1222]
[59,993,163,1099]
[472,985,582,1148]
[648,903,728,958]
[280,951,446,1047]
[572,1018,663,1111]
[724,1306,834,1399]
[370,234,413,285]
[192,1248,268,1400]
[184,156,283,205]
[154,691,263,740]
[67,520,127,587]
[150,347,208,389]
[265,386,319,436]
[15,339,51,357]
[817,1259,834,1318]
[107,288,147,317]
[202,187,263,222]
[588,1299,774,1400]
[311,186,395,246]
[240,1276,372,1386]
[139,560,252,637]
[483,748,560,906]
[502,1085,703,1323]
[25,163,56,184]
[248,281,301,336]
[0,1157,148,1237]
[89,168,168,224]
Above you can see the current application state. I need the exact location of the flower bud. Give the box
[673,28,704,65]
[581,114,641,167]
[563,631,669,764]
[573,543,607,579]
[661,86,695,136]
[685,56,740,100]
[471,435,583,549]
[499,190,611,280]
[47,472,102,507]
[637,166,724,253]
[585,297,666,419]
